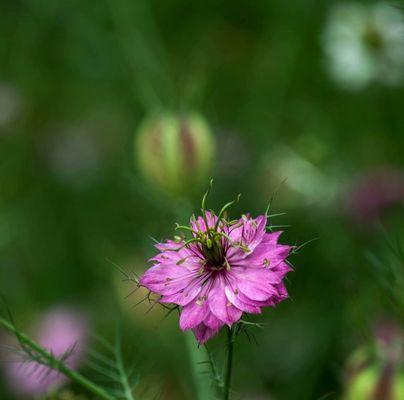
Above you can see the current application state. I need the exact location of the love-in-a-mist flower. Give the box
[323,2,404,90]
[139,188,293,343]
[3,307,88,397]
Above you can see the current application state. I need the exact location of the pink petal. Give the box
[204,312,224,330]
[272,261,293,279]
[155,240,185,251]
[275,282,289,299]
[140,263,191,283]
[225,285,261,314]
[208,276,243,325]
[226,304,243,325]
[192,323,219,344]
[160,283,202,306]
[235,243,291,268]
[261,231,283,244]
[237,279,276,301]
[227,215,267,259]
[208,276,229,323]
[243,215,267,251]
[232,267,282,285]
[179,299,210,330]
[237,284,289,307]
[141,276,194,296]
[140,263,199,295]
[238,290,276,307]
[190,211,217,233]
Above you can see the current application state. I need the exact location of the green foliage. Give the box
[0,0,404,398]
[0,313,152,400]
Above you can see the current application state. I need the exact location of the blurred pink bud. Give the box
[344,167,404,226]
[345,319,404,400]
[3,306,88,397]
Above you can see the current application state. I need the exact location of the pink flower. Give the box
[3,307,88,397]
[140,210,292,343]
[344,167,404,226]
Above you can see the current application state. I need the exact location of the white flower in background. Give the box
[260,146,339,207]
[323,2,404,90]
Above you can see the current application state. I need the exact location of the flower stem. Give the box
[0,317,114,400]
[185,331,216,400]
[223,325,235,400]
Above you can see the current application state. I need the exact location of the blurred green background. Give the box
[1,0,404,399]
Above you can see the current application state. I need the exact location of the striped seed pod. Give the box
[135,112,215,196]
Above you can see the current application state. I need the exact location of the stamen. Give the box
[166,238,203,252]
[176,257,190,266]
[224,257,231,271]
[196,295,207,306]
[175,224,199,235]
[214,193,241,231]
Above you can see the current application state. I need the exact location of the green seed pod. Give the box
[344,322,404,400]
[135,112,215,196]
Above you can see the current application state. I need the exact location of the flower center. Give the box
[202,238,224,268]
[197,229,231,272]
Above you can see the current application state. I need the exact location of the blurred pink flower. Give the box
[140,211,292,343]
[344,167,404,225]
[345,318,404,399]
[375,318,403,365]
[4,307,88,397]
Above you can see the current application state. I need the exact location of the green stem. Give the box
[223,326,235,400]
[185,331,216,400]
[0,317,114,400]
[115,333,134,400]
